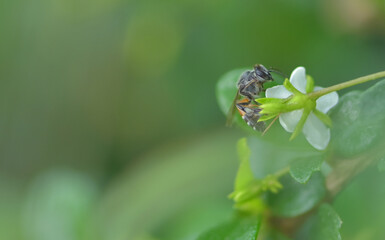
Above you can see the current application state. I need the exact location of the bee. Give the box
[235,98,266,131]
[226,64,281,131]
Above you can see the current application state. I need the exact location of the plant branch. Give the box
[325,143,385,199]
[308,71,385,99]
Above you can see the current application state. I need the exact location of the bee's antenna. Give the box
[268,67,288,78]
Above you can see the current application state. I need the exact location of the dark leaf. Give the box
[290,155,323,184]
[267,173,326,217]
[197,215,261,240]
[296,204,342,240]
[247,137,319,179]
[331,79,385,156]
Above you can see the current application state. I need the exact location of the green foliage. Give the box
[215,66,385,239]
[229,137,327,219]
[229,138,283,208]
[264,231,292,240]
[197,215,261,240]
[5,1,385,240]
[94,132,239,240]
[296,204,342,240]
[331,79,385,156]
[333,168,385,239]
[247,137,318,179]
[289,155,323,184]
[313,204,342,240]
[234,138,254,190]
[378,157,385,172]
[267,173,326,217]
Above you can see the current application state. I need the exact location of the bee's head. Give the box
[254,64,273,83]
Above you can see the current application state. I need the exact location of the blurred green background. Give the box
[1,0,385,239]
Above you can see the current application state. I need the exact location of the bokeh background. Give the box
[1,0,385,239]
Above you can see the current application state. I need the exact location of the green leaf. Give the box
[289,155,323,184]
[313,204,342,240]
[247,136,319,179]
[296,204,342,240]
[331,79,385,156]
[263,231,292,240]
[229,139,268,208]
[333,167,385,239]
[216,68,248,127]
[233,198,265,215]
[229,139,283,206]
[234,138,254,190]
[267,172,326,217]
[197,215,261,240]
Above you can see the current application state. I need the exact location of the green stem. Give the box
[308,71,385,100]
[275,166,290,178]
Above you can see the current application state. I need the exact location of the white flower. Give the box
[265,67,339,150]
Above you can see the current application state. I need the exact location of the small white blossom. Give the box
[266,67,339,150]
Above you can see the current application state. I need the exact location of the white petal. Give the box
[302,112,330,150]
[265,85,292,99]
[279,109,303,133]
[289,66,307,93]
[315,88,339,114]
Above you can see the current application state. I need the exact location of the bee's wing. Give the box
[226,91,240,127]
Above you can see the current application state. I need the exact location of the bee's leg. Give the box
[235,98,251,121]
[236,98,252,106]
